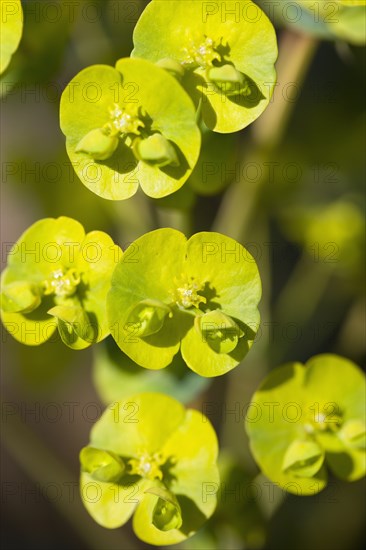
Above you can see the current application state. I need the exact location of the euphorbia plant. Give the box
[132,0,278,132]
[1,217,121,349]
[0,0,23,74]
[60,58,201,200]
[80,392,219,545]
[245,354,366,494]
[107,228,261,376]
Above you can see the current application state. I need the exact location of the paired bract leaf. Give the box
[80,392,219,545]
[1,217,121,348]
[60,58,201,200]
[132,0,278,133]
[246,354,366,494]
[107,228,261,377]
[0,0,23,74]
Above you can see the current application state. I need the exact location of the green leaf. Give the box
[132,0,278,132]
[80,446,126,482]
[0,0,23,74]
[60,59,201,200]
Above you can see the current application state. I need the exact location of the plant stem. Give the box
[212,31,318,240]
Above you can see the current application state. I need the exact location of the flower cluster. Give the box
[107,228,261,377]
[132,0,278,132]
[60,59,201,200]
[246,354,366,494]
[80,392,219,545]
[1,217,121,349]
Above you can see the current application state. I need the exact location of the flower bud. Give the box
[282,439,324,478]
[339,419,366,449]
[133,133,179,168]
[196,309,243,354]
[80,446,125,483]
[1,281,41,313]
[126,299,172,338]
[76,128,119,160]
[208,64,249,97]
[146,486,183,532]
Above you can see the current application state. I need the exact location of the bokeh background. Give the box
[1,1,365,549]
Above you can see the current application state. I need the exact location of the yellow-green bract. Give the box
[132,0,278,133]
[107,228,261,377]
[0,0,23,74]
[60,58,201,200]
[245,354,366,495]
[0,217,121,349]
[80,392,219,545]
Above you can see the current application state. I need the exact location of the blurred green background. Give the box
[1,1,365,549]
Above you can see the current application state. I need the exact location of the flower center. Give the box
[172,274,206,309]
[128,451,165,480]
[182,36,221,69]
[304,407,342,435]
[107,103,144,136]
[43,268,81,298]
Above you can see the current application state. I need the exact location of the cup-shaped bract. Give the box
[1,217,121,349]
[0,0,23,74]
[132,0,278,133]
[80,392,219,545]
[245,354,366,495]
[107,228,261,377]
[60,58,201,200]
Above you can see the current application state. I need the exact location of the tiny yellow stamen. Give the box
[43,268,80,298]
[182,36,221,68]
[108,103,144,136]
[172,274,206,309]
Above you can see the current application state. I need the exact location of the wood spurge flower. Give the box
[80,393,219,545]
[1,217,121,349]
[107,228,261,377]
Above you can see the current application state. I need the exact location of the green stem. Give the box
[220,31,318,464]
[212,31,318,239]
